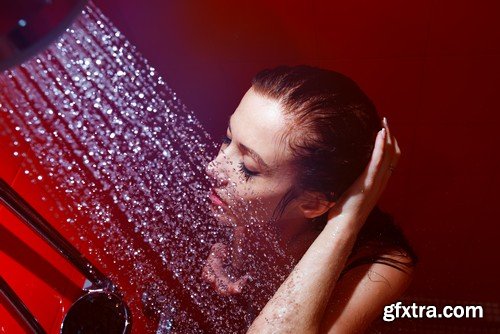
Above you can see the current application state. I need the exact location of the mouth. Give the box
[209,188,228,208]
[208,189,241,228]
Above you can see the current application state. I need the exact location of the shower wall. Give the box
[0,143,85,332]
[94,0,500,303]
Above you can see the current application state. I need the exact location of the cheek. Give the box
[246,184,289,214]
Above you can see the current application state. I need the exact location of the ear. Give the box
[298,191,336,219]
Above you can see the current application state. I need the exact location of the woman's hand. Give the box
[202,226,250,296]
[201,242,251,296]
[247,117,402,333]
[327,117,401,231]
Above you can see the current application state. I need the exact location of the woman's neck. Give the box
[275,216,321,261]
[228,217,320,275]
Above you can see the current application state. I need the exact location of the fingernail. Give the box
[383,117,388,127]
[381,128,386,139]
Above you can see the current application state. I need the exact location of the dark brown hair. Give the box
[251,65,417,272]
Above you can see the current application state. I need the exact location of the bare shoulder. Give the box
[319,253,414,333]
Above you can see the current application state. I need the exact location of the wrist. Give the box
[325,211,365,237]
[316,220,359,255]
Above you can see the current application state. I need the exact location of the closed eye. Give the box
[220,135,259,181]
[221,135,231,145]
[238,162,259,181]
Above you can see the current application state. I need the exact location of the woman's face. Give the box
[206,87,302,228]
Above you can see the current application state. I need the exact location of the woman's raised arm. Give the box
[247,117,404,333]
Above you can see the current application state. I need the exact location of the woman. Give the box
[202,65,416,333]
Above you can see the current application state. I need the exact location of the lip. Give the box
[209,189,227,208]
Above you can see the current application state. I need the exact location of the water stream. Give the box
[0,2,293,333]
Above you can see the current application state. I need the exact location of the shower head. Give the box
[0,0,88,71]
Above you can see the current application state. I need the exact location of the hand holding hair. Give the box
[327,117,401,234]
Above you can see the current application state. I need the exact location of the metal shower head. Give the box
[0,0,88,71]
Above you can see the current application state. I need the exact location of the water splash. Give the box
[0,2,294,333]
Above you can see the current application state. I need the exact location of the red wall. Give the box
[0,133,86,332]
[93,0,500,302]
[2,0,499,331]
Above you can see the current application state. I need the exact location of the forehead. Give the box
[230,88,292,168]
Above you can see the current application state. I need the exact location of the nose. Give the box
[206,152,230,188]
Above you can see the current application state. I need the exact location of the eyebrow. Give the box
[228,118,271,171]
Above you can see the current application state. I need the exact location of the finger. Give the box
[211,243,228,260]
[214,276,230,295]
[383,117,394,148]
[201,264,215,283]
[377,139,401,195]
[206,246,227,276]
[394,137,401,160]
[371,129,398,197]
[231,227,246,269]
[377,143,396,189]
[209,252,226,273]
[204,244,240,296]
[364,128,387,187]
[209,262,232,295]
[379,118,399,174]
[385,135,400,166]
[231,227,246,253]
[203,257,221,284]
[203,247,221,283]
[229,274,250,294]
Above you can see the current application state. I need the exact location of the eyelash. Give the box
[220,135,259,181]
[239,162,258,181]
[221,135,231,145]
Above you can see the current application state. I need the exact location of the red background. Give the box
[92,0,500,301]
[1,0,500,332]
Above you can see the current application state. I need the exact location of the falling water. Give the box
[0,2,295,333]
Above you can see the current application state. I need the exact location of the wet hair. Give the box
[251,65,417,272]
